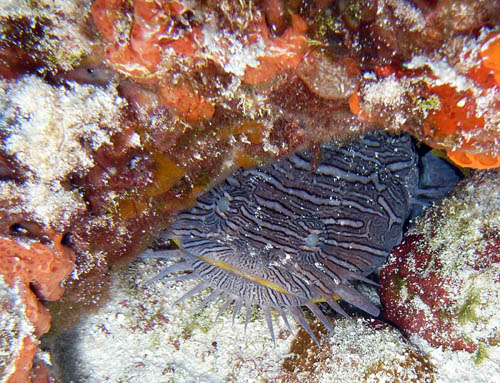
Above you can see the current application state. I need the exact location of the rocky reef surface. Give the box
[380,169,500,382]
[43,257,437,383]
[0,0,499,382]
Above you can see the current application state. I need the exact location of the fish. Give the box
[143,132,419,343]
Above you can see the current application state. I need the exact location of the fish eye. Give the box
[305,232,319,248]
[216,196,230,213]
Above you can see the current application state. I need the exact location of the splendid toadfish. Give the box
[142,132,453,343]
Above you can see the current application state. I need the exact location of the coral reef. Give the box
[0,72,123,381]
[89,0,370,152]
[0,0,93,76]
[0,227,73,383]
[350,27,500,168]
[0,73,133,314]
[91,0,309,85]
[1,0,500,380]
[281,319,435,383]
[379,170,500,359]
[0,75,124,230]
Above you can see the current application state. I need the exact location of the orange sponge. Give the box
[480,32,500,87]
[0,231,74,335]
[158,83,215,122]
[243,13,308,84]
[0,231,74,383]
[446,150,500,169]
[348,87,373,122]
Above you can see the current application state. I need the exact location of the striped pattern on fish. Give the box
[144,132,418,343]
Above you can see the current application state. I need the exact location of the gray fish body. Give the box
[152,132,418,342]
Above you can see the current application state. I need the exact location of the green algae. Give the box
[346,2,363,22]
[415,95,441,117]
[392,272,408,295]
[474,343,489,365]
[457,289,481,325]
[184,308,214,336]
[149,334,162,350]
